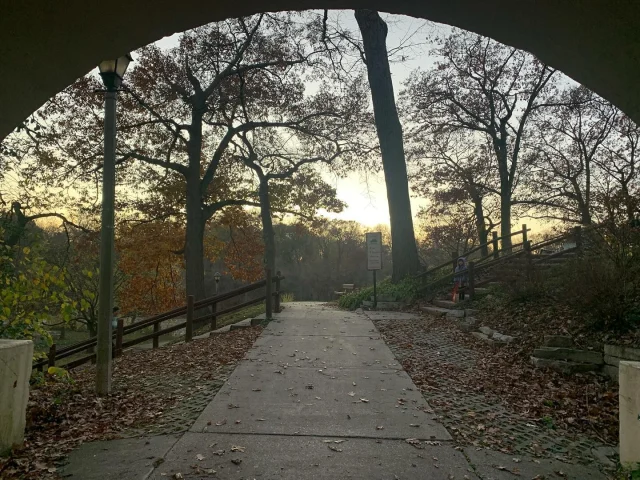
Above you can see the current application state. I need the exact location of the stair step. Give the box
[433,299,457,309]
[421,306,453,316]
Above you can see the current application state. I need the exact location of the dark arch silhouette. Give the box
[1,1,639,140]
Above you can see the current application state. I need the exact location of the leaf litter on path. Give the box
[0,327,262,479]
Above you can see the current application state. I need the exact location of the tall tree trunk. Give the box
[184,107,206,302]
[500,192,512,251]
[185,178,206,302]
[494,138,513,250]
[472,195,489,257]
[355,9,419,283]
[258,178,276,274]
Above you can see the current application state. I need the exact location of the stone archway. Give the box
[1,1,639,140]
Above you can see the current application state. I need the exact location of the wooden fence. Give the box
[35,270,284,372]
[416,224,531,281]
[418,225,586,299]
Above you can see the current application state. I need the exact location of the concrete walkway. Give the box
[61,303,607,479]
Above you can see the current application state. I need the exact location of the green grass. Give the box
[337,277,420,310]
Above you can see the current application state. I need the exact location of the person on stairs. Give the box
[453,257,468,302]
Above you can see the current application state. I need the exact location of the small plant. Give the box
[47,366,72,383]
[541,415,555,429]
[281,292,294,303]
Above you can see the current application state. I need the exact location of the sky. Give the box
[151,12,454,228]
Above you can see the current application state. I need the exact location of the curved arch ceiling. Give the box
[1,0,639,140]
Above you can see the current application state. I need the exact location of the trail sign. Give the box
[366,232,382,310]
[366,232,382,270]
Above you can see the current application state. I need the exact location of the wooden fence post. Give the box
[492,231,499,259]
[47,344,56,368]
[210,302,217,332]
[522,224,528,246]
[524,240,533,279]
[468,261,475,300]
[115,318,124,357]
[186,295,194,342]
[451,251,458,272]
[153,322,160,349]
[274,271,281,313]
[265,268,273,320]
[574,225,583,250]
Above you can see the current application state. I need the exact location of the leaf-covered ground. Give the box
[0,327,261,479]
[474,296,640,353]
[374,313,619,455]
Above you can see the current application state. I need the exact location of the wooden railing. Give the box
[418,225,585,298]
[416,224,531,280]
[35,270,284,372]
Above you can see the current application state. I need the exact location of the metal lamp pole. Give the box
[214,272,221,295]
[95,54,132,395]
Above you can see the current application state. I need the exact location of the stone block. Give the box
[619,361,640,469]
[493,333,516,343]
[421,306,449,317]
[604,354,620,367]
[471,332,495,345]
[457,322,476,333]
[532,347,603,365]
[433,299,456,309]
[250,318,262,327]
[530,356,600,375]
[543,335,574,348]
[445,309,465,319]
[463,316,478,326]
[603,364,619,383]
[479,326,494,336]
[604,344,640,362]
[363,301,405,310]
[0,340,33,455]
[464,309,477,317]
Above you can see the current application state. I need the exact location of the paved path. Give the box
[62,303,607,479]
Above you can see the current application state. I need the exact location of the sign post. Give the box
[366,232,383,309]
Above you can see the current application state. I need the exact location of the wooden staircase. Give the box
[417,225,587,305]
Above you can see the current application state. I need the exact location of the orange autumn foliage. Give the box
[218,208,264,283]
[116,222,185,315]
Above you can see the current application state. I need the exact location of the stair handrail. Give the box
[416,226,530,279]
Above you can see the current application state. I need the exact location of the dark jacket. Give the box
[453,257,468,284]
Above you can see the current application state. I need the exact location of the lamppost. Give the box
[95,53,132,395]
[214,272,221,295]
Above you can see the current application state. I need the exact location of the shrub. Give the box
[337,277,420,310]
[560,253,640,331]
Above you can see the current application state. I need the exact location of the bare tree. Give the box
[402,30,556,249]
[407,129,498,256]
[527,86,616,224]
